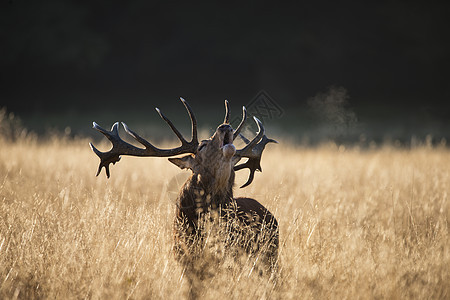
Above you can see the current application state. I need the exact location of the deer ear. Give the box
[168,154,195,170]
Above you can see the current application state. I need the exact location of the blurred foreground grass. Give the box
[0,133,449,299]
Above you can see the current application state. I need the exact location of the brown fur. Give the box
[170,124,278,298]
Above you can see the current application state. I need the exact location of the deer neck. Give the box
[178,172,234,213]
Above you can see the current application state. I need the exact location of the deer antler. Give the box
[222,99,248,140]
[233,105,247,140]
[224,100,230,124]
[90,98,198,178]
[233,116,277,188]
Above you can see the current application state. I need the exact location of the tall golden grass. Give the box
[0,137,448,299]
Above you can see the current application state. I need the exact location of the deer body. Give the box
[90,99,278,297]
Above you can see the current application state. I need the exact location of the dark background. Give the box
[1,1,449,144]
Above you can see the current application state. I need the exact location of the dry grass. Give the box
[0,137,448,299]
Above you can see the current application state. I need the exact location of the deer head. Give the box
[90,98,277,190]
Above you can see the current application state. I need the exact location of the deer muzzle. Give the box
[217,124,235,158]
[222,143,236,159]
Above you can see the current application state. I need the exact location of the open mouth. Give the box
[221,131,233,148]
[221,130,236,158]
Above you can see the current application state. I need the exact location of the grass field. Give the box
[0,136,448,299]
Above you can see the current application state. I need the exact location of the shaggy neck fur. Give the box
[176,169,235,228]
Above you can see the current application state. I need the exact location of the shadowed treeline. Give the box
[1,1,449,143]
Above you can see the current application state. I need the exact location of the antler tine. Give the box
[237,117,265,153]
[89,122,125,178]
[155,107,187,144]
[121,122,158,150]
[90,98,199,178]
[234,117,277,188]
[233,106,247,140]
[223,100,230,124]
[92,122,120,140]
[180,97,198,145]
[238,133,251,144]
[151,98,198,146]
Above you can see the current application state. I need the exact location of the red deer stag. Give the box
[90,99,278,294]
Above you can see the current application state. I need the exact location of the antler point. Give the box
[90,143,102,157]
[111,122,120,133]
[121,122,131,135]
[253,116,262,123]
